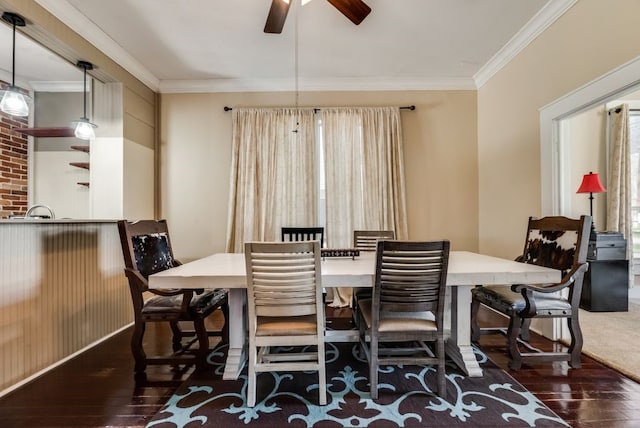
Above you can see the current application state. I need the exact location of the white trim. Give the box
[159,76,477,94]
[0,323,132,399]
[34,0,160,91]
[540,55,640,216]
[539,55,640,340]
[29,81,84,92]
[474,0,577,88]
[35,0,563,94]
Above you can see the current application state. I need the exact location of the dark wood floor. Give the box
[1,307,640,427]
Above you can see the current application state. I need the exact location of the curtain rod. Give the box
[223,105,416,112]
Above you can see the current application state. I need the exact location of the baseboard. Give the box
[0,323,133,399]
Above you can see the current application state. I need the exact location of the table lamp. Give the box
[576,171,606,236]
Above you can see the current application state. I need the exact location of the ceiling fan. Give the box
[264,0,371,34]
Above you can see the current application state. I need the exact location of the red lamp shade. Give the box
[576,172,606,194]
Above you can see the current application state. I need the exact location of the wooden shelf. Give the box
[70,145,90,153]
[12,127,75,138]
[77,182,90,187]
[69,162,90,170]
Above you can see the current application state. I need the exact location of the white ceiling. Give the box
[1,0,575,93]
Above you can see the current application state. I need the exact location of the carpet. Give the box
[147,342,568,427]
[579,300,640,383]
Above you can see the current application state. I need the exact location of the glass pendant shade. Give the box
[72,118,96,140]
[1,12,30,117]
[73,60,97,140]
[0,87,31,116]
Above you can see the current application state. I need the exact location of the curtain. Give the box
[607,103,633,287]
[321,106,408,306]
[226,107,317,253]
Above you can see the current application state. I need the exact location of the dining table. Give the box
[148,250,560,380]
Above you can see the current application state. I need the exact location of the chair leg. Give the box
[507,315,523,370]
[169,321,183,352]
[370,337,379,400]
[520,318,531,342]
[470,296,481,342]
[247,345,257,407]
[567,314,583,368]
[193,318,210,371]
[131,321,147,374]
[437,338,447,401]
[318,342,327,406]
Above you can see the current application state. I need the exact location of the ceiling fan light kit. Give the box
[264,0,371,34]
[71,60,98,140]
[0,12,33,117]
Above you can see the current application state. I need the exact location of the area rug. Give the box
[147,342,568,427]
[579,300,640,383]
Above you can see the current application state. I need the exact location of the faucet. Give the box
[25,204,55,220]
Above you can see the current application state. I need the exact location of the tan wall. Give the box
[160,90,478,261]
[478,0,640,258]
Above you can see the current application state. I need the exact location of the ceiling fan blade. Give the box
[326,0,371,25]
[264,0,291,34]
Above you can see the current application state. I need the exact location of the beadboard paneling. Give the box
[0,222,131,392]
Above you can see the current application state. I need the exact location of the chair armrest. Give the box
[124,267,189,297]
[511,263,588,317]
[511,263,588,294]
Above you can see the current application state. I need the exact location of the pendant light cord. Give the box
[10,19,16,86]
[83,66,87,119]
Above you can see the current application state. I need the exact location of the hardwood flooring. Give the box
[1,307,639,427]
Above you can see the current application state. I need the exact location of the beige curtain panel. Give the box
[607,103,633,287]
[226,107,318,253]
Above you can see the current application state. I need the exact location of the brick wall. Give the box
[0,81,29,218]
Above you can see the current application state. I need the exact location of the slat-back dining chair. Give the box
[117,219,228,375]
[281,226,325,248]
[352,230,396,326]
[357,240,450,400]
[244,240,327,407]
[470,215,591,370]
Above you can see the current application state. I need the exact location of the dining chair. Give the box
[351,230,396,325]
[470,215,591,370]
[357,239,450,400]
[244,240,327,407]
[117,219,228,375]
[281,226,325,248]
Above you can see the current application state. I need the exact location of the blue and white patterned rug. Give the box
[147,342,568,427]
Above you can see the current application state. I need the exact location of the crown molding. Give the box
[159,76,477,94]
[29,81,84,92]
[35,0,572,94]
[474,0,577,88]
[35,0,160,91]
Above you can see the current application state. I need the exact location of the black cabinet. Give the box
[580,232,629,312]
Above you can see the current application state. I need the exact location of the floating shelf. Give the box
[70,145,90,153]
[12,127,75,138]
[77,182,90,187]
[69,162,90,170]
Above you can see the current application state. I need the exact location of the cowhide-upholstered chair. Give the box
[117,219,228,375]
[351,230,396,326]
[281,226,325,248]
[357,240,450,400]
[470,215,591,370]
[244,240,327,407]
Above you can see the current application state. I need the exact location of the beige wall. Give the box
[160,90,478,261]
[478,0,640,258]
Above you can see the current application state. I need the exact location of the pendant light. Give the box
[71,60,97,140]
[0,12,32,117]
